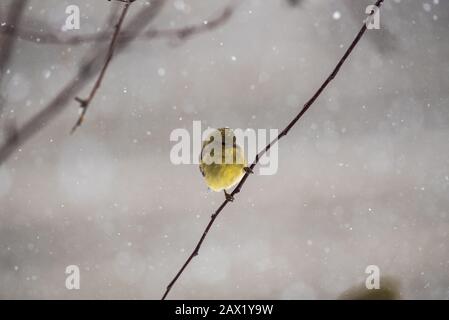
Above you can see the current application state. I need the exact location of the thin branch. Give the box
[0,0,166,165]
[0,0,28,114]
[70,1,132,134]
[0,6,234,46]
[161,0,385,300]
[145,6,234,42]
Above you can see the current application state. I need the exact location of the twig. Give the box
[161,0,385,300]
[0,0,166,165]
[70,0,132,134]
[0,0,28,114]
[0,6,234,46]
[145,6,233,42]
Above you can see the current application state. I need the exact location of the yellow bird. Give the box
[199,128,252,201]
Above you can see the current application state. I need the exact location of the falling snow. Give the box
[0,0,448,300]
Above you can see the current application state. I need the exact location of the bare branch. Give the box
[0,0,28,114]
[0,6,234,46]
[161,0,386,300]
[0,0,166,165]
[70,1,132,134]
[0,1,241,164]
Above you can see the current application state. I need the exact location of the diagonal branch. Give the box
[0,0,166,165]
[161,0,385,300]
[70,0,132,134]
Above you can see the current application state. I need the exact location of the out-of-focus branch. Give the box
[0,0,28,114]
[161,0,386,300]
[71,1,132,134]
[146,6,233,41]
[0,1,240,164]
[0,6,234,46]
[0,0,166,165]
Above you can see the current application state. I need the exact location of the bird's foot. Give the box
[224,191,234,202]
[244,166,254,174]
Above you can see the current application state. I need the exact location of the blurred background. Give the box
[0,0,448,299]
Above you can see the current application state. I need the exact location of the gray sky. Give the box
[0,0,449,299]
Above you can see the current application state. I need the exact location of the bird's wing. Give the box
[199,163,205,177]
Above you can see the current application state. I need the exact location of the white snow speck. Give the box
[43,70,51,79]
[332,11,341,20]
